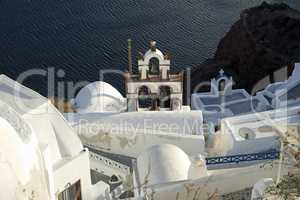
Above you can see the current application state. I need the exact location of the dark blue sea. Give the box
[0,0,299,97]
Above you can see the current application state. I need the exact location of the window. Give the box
[58,180,82,200]
[218,79,226,91]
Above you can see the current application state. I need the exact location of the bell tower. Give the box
[125,41,183,112]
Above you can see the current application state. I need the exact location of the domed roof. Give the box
[137,144,191,186]
[0,76,85,199]
[75,81,126,113]
[0,115,50,199]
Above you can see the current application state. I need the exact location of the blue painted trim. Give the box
[206,151,280,165]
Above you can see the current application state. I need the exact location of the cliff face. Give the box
[191,2,300,93]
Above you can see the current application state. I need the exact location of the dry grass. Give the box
[49,97,75,113]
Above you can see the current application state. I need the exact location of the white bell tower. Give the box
[125,41,184,112]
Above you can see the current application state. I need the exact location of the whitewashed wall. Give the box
[66,111,203,135]
[66,111,205,157]
[79,131,205,157]
[139,161,282,200]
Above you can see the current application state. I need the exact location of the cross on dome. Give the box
[219,69,225,76]
[150,41,157,51]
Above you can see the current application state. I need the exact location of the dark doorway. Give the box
[58,180,82,200]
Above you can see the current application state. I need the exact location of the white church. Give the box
[68,41,204,157]
[72,41,187,113]
[125,41,184,112]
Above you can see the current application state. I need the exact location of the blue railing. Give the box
[206,151,280,165]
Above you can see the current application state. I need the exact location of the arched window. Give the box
[138,86,152,109]
[149,57,159,75]
[218,79,226,92]
[138,86,150,96]
[159,86,171,109]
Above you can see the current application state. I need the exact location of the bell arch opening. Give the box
[159,86,171,109]
[149,57,160,75]
[138,86,153,110]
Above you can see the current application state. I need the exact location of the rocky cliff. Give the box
[191,2,300,93]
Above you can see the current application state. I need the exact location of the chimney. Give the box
[128,39,133,74]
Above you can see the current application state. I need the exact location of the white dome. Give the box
[75,81,126,113]
[137,144,191,186]
[0,117,50,199]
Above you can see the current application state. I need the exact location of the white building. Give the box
[66,110,205,157]
[66,41,204,157]
[256,63,300,109]
[192,63,300,128]
[0,71,294,200]
[217,105,300,156]
[125,41,185,112]
[0,75,110,200]
[191,69,270,126]
[1,50,299,200]
[131,144,283,200]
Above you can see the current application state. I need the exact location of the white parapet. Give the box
[65,110,205,157]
